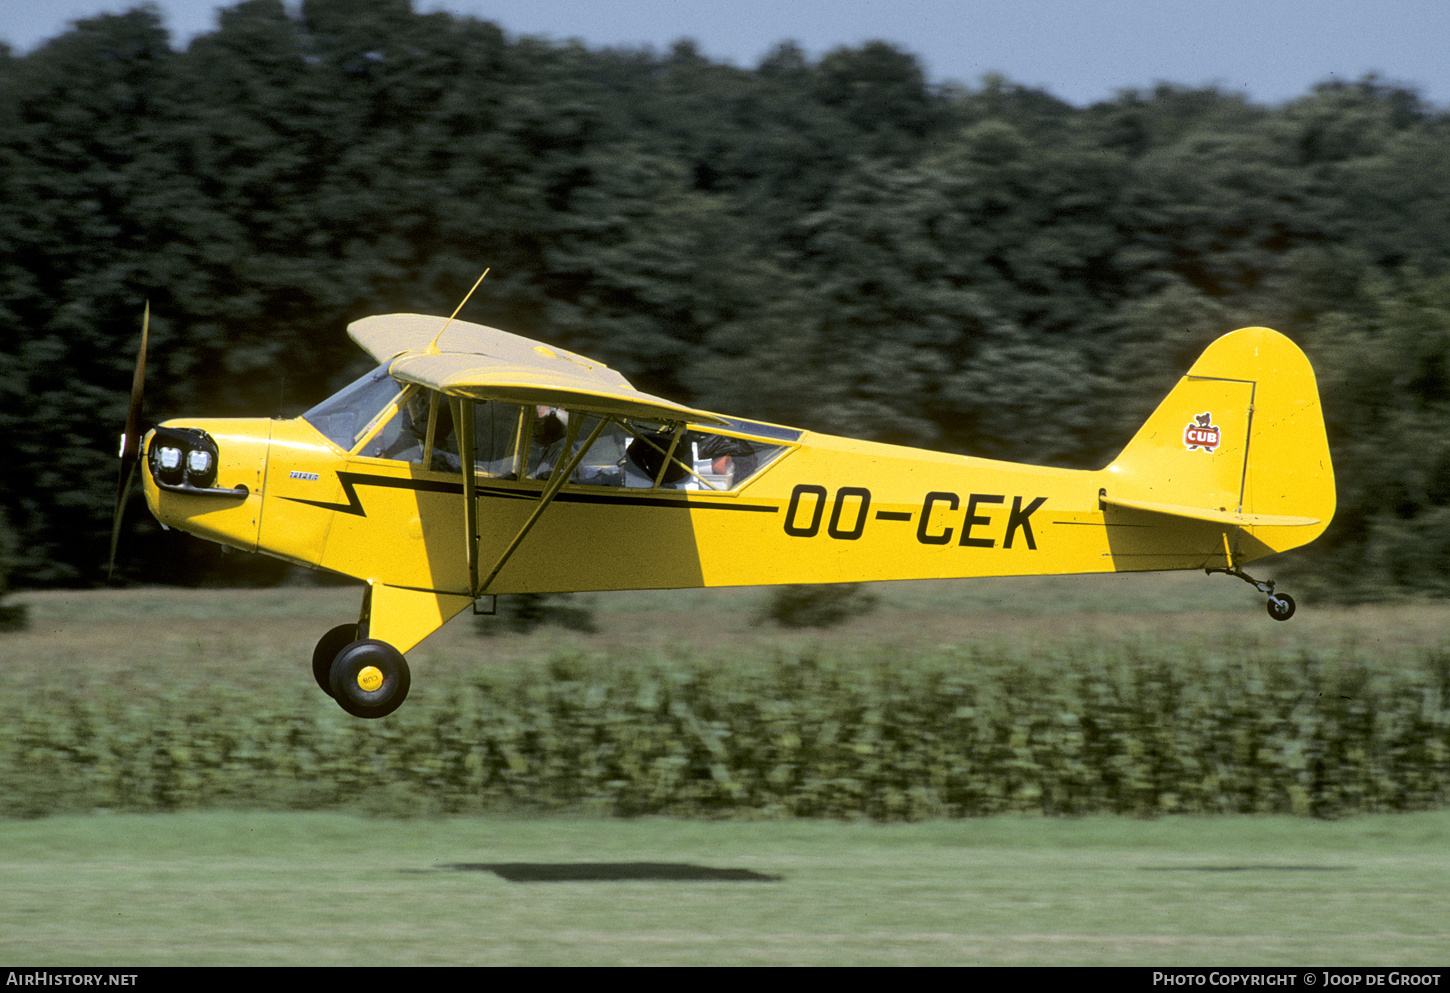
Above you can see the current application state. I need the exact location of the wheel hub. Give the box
[356,665,385,692]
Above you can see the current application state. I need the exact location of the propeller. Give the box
[108,301,149,580]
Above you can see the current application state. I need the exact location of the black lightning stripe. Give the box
[282,472,465,516]
[281,471,779,519]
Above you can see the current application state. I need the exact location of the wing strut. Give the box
[456,397,479,594]
[471,415,608,595]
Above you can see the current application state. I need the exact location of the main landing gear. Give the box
[1206,566,1296,621]
[312,624,412,718]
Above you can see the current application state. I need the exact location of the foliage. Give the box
[1,2,1449,598]
[755,583,878,629]
[0,508,28,631]
[4,641,1449,820]
[473,592,598,636]
[1286,271,1450,599]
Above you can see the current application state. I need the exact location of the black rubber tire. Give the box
[312,624,359,697]
[329,639,411,719]
[1267,593,1296,621]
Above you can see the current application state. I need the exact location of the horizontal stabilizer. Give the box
[1102,494,1320,528]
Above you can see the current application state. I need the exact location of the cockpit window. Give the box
[530,416,788,490]
[630,426,787,490]
[302,366,404,452]
[309,379,792,491]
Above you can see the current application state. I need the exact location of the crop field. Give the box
[3,573,1450,964]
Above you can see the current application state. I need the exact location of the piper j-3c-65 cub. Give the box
[111,308,1335,719]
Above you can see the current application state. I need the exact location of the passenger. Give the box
[625,430,690,486]
[530,408,624,484]
[694,433,757,484]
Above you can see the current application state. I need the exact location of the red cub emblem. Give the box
[1184,412,1221,452]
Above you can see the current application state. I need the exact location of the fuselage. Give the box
[142,411,1279,597]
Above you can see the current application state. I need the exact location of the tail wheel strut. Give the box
[1206,566,1296,622]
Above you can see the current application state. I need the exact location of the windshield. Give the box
[302,366,404,451]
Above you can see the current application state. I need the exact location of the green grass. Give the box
[7,577,1450,963]
[15,571,1450,688]
[1,811,1448,965]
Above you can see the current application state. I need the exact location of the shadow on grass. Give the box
[434,862,783,882]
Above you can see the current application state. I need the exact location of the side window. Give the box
[618,425,785,490]
[366,388,420,462]
[405,404,790,490]
[473,401,524,478]
[361,390,463,470]
[621,428,690,487]
[525,406,569,479]
[527,410,631,486]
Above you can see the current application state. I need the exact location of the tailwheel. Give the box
[329,639,411,719]
[312,624,360,697]
[1266,593,1296,622]
[1207,565,1297,622]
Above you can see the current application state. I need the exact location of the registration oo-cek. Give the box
[109,273,1335,719]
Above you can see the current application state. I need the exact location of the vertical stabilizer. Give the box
[1103,327,1335,560]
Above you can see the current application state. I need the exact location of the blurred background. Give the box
[2,0,1449,600]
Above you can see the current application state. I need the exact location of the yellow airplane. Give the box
[112,309,1334,718]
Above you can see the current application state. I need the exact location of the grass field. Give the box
[13,570,1450,690]
[5,573,1450,964]
[2,810,1448,966]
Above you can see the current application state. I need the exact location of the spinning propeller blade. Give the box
[108,302,149,579]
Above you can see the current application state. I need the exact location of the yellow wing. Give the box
[348,313,728,425]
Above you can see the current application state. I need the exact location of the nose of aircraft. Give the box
[142,418,272,552]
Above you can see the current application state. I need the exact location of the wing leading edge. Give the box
[348,313,728,425]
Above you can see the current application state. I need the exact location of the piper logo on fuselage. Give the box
[1184,412,1221,452]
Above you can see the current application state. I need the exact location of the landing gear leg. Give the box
[1206,566,1296,621]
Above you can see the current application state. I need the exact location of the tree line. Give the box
[2,0,1448,598]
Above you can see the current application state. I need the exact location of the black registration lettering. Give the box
[827,487,872,540]
[917,492,959,545]
[787,485,1044,550]
[959,494,1004,548]
[784,484,828,537]
[1003,496,1047,550]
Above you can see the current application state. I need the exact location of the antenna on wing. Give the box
[427,267,490,354]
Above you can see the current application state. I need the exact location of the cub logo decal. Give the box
[1184,412,1221,452]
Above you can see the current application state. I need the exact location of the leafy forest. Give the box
[3,0,1450,598]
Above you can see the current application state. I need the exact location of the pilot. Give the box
[383,392,460,471]
[428,399,462,471]
[381,392,430,462]
[529,406,571,478]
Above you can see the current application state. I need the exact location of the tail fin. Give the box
[1104,327,1334,562]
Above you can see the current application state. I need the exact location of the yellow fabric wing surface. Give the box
[348,313,728,425]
